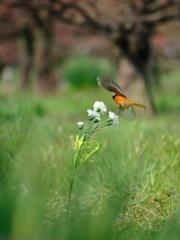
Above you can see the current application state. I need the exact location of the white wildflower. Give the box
[77,121,84,129]
[87,109,100,120]
[77,121,84,126]
[93,101,107,114]
[108,111,119,125]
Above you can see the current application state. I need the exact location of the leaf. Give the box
[80,143,102,164]
[74,135,84,150]
[86,160,99,163]
[82,139,101,150]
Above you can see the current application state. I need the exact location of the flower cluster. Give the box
[86,101,107,122]
[77,101,119,130]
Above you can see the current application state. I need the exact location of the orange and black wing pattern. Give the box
[97,76,127,98]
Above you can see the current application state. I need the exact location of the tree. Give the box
[51,0,180,113]
[2,0,58,91]
[1,0,180,104]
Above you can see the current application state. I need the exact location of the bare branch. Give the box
[141,11,180,25]
[52,2,112,33]
[146,0,179,13]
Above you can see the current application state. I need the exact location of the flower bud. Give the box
[107,118,113,122]
[94,119,99,123]
[77,121,84,129]
[89,116,94,121]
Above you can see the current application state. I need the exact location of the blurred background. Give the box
[0,0,180,239]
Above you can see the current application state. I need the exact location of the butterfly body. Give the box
[97,76,146,121]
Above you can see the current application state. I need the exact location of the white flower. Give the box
[77,121,84,129]
[93,101,107,114]
[109,111,119,125]
[87,109,100,120]
[77,121,84,126]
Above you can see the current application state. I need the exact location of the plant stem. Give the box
[67,151,79,225]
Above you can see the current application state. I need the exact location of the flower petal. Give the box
[93,101,107,114]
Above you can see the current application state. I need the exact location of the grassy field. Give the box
[0,68,180,240]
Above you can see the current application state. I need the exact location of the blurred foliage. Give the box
[155,69,180,112]
[0,67,180,239]
[62,54,116,87]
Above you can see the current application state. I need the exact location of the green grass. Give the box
[0,69,180,240]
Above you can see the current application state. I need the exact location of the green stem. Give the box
[83,120,95,137]
[89,121,111,136]
[67,118,111,225]
[67,151,79,224]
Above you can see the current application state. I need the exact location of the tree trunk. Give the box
[37,35,57,92]
[36,4,57,92]
[115,28,156,114]
[118,57,137,91]
[20,27,34,89]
